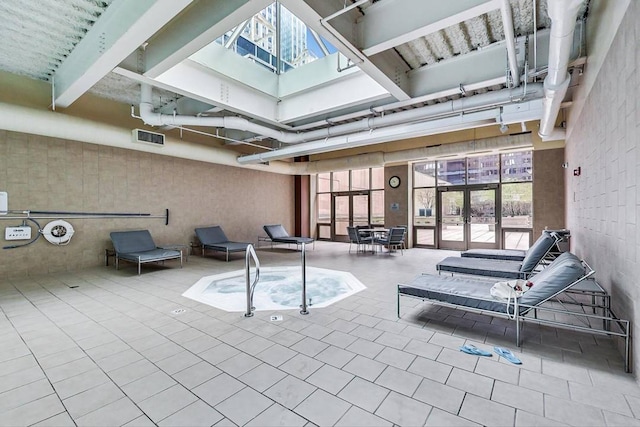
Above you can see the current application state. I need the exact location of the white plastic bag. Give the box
[490,279,534,320]
[490,279,532,300]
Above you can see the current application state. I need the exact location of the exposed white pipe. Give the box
[296,133,533,174]
[538,0,583,140]
[0,102,300,175]
[499,0,520,87]
[0,102,534,178]
[237,84,544,164]
[139,82,543,148]
[238,110,501,164]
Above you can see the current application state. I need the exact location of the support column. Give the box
[294,156,311,237]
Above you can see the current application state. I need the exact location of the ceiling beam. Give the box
[359,0,499,57]
[189,42,279,97]
[118,61,284,127]
[282,0,411,101]
[53,0,193,108]
[278,71,390,123]
[406,27,580,99]
[408,38,523,98]
[143,0,272,78]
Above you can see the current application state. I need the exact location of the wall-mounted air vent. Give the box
[132,129,164,146]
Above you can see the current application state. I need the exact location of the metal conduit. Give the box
[0,209,169,225]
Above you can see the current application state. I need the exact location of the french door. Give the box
[332,192,370,241]
[438,186,499,250]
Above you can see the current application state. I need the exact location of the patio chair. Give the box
[109,230,182,275]
[263,224,314,250]
[194,225,251,262]
[347,226,372,253]
[374,226,406,255]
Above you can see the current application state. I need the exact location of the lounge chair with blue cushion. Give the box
[436,231,560,279]
[110,230,182,275]
[398,252,630,371]
[263,224,314,250]
[461,229,568,261]
[195,226,251,262]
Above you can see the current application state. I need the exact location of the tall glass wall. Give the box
[316,168,384,240]
[413,151,533,248]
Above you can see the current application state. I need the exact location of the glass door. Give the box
[438,190,465,250]
[438,187,499,250]
[468,188,498,249]
[332,192,370,241]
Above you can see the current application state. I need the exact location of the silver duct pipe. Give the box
[294,133,532,174]
[238,83,544,164]
[538,0,584,140]
[500,0,520,87]
[139,83,543,146]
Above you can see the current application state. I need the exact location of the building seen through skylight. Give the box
[216,2,334,73]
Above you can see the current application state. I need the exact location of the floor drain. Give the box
[171,308,187,315]
[270,315,283,322]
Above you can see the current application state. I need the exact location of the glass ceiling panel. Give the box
[214,2,336,74]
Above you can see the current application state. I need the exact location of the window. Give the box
[501,151,532,182]
[413,151,533,248]
[332,170,349,192]
[371,167,384,189]
[351,169,369,191]
[437,159,466,185]
[371,190,384,225]
[315,168,385,238]
[317,172,330,193]
[501,183,532,228]
[467,155,500,184]
[214,2,336,74]
[414,188,436,225]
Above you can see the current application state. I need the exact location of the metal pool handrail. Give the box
[244,244,260,317]
[300,242,309,315]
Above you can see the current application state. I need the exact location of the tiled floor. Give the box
[0,242,638,426]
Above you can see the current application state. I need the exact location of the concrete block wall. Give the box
[565,2,639,372]
[0,130,294,278]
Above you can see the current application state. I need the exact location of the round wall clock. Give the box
[389,176,401,188]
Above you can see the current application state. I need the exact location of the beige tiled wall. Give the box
[384,165,410,229]
[533,148,566,237]
[0,131,294,277]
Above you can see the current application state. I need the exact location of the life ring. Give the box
[42,220,75,245]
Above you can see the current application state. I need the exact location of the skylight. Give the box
[215,2,336,74]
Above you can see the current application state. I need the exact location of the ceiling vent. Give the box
[132,129,164,147]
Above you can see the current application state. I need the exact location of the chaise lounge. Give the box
[398,252,630,371]
[263,224,314,250]
[436,231,560,279]
[195,225,251,262]
[109,230,183,275]
[461,229,569,261]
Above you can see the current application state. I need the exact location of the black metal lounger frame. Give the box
[398,260,631,372]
